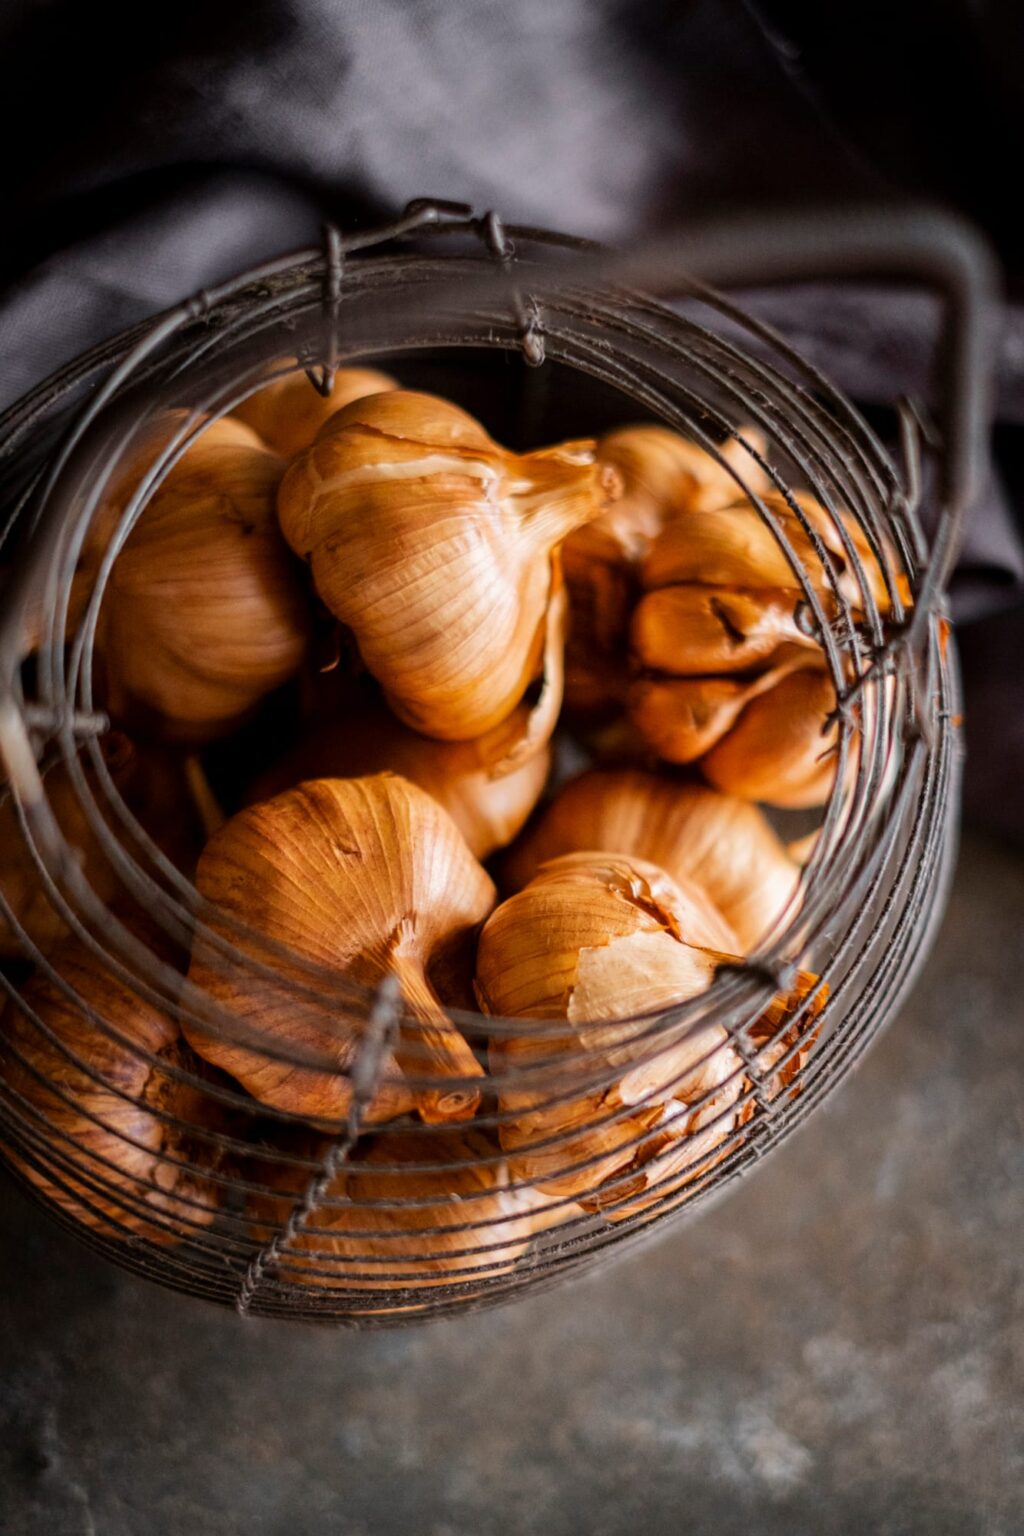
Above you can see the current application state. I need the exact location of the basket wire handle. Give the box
[605,203,1001,600]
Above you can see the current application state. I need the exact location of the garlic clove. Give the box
[632,584,816,676]
[0,944,219,1243]
[232,361,397,457]
[701,666,840,808]
[560,423,769,715]
[185,774,493,1126]
[99,437,310,741]
[627,648,814,764]
[501,768,801,953]
[246,1127,554,1293]
[277,390,619,742]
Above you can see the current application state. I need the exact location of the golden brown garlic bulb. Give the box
[0,945,218,1243]
[17,414,267,660]
[502,769,801,952]
[277,390,618,742]
[247,704,551,862]
[185,774,494,1127]
[99,433,309,741]
[247,1128,552,1295]
[0,733,205,960]
[562,424,771,714]
[476,852,746,1208]
[232,362,397,457]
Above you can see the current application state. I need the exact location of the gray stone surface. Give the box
[1,832,1022,1536]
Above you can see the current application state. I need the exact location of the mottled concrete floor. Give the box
[1,831,1022,1536]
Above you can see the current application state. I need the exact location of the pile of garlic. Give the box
[1,362,869,1286]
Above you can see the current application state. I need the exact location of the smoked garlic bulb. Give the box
[563,424,770,714]
[277,390,618,741]
[248,704,551,861]
[502,769,801,951]
[0,733,205,959]
[100,432,309,740]
[185,775,493,1126]
[248,1129,552,1293]
[476,852,746,1211]
[0,945,218,1243]
[232,362,397,457]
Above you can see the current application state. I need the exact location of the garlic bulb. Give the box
[99,432,310,740]
[185,774,494,1126]
[232,362,397,457]
[502,769,801,952]
[562,423,770,714]
[599,422,771,523]
[476,852,746,1206]
[0,944,218,1242]
[277,390,618,741]
[248,1128,552,1293]
[248,703,551,861]
[17,414,266,660]
[701,667,840,809]
[0,733,205,959]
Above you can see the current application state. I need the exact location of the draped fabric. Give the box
[2,0,1021,832]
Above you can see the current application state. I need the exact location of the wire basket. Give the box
[0,200,996,1324]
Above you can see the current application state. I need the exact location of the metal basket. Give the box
[0,200,996,1324]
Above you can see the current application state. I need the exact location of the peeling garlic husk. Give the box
[501,768,802,952]
[232,361,398,457]
[277,390,618,742]
[99,433,310,741]
[562,423,770,714]
[185,774,494,1127]
[476,852,747,1205]
[0,733,206,960]
[0,943,219,1243]
[247,1127,555,1294]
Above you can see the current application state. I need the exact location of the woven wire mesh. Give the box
[0,201,987,1323]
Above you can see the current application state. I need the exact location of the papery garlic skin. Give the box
[502,769,801,952]
[185,774,493,1127]
[476,852,745,1205]
[232,362,397,457]
[0,946,218,1243]
[277,390,617,742]
[247,1128,553,1295]
[100,436,310,741]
